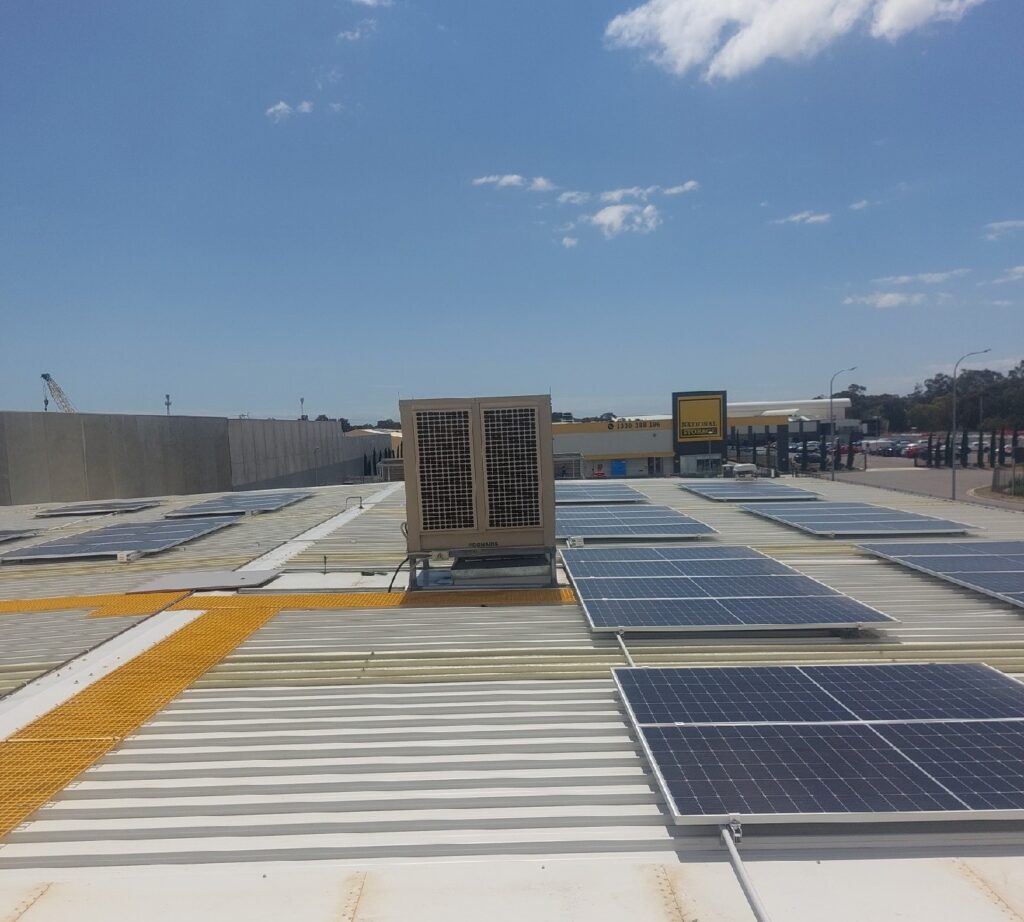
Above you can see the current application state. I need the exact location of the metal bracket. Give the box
[727,818,743,844]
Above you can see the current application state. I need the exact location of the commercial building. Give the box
[553,397,853,478]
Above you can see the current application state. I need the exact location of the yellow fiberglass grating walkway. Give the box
[0,602,277,836]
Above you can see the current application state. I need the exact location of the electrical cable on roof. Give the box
[387,555,411,593]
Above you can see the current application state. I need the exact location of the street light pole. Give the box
[952,348,991,500]
[829,366,857,482]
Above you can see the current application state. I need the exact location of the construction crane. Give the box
[41,373,77,413]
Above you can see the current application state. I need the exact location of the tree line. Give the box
[832,361,1024,433]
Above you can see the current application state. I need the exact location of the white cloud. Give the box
[850,199,870,210]
[328,102,344,113]
[993,265,1024,284]
[265,101,293,122]
[989,300,1013,307]
[558,191,590,205]
[984,220,1024,241]
[529,176,557,192]
[561,236,579,248]
[772,210,831,225]
[663,180,700,195]
[338,19,376,40]
[605,0,987,81]
[351,0,391,5]
[601,186,657,203]
[472,174,526,188]
[875,268,969,284]
[588,203,662,238]
[296,100,314,114]
[844,291,926,308]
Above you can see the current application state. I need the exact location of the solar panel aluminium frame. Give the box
[611,663,1024,826]
[861,543,1024,610]
[677,482,821,502]
[0,530,37,544]
[35,500,161,518]
[0,517,240,562]
[164,490,313,518]
[555,505,716,541]
[562,546,896,633]
[555,485,649,505]
[740,503,975,537]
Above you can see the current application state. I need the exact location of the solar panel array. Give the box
[861,541,1024,609]
[0,530,36,545]
[0,517,238,562]
[555,483,648,505]
[678,480,821,502]
[741,501,974,537]
[165,490,312,518]
[555,505,715,541]
[561,545,894,632]
[616,663,1024,824]
[35,499,160,518]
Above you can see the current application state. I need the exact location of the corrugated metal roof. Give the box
[4,475,1024,920]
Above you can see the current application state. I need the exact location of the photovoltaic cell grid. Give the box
[561,545,894,632]
[861,541,1024,609]
[35,499,160,517]
[678,480,821,502]
[164,490,312,518]
[615,663,1024,824]
[556,483,648,505]
[741,501,974,537]
[0,517,239,562]
[556,504,714,540]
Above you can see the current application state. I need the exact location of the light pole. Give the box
[829,366,857,482]
[952,348,990,500]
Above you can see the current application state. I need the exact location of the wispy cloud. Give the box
[529,176,557,192]
[587,204,661,238]
[472,174,526,188]
[558,191,590,205]
[993,265,1024,285]
[772,210,831,225]
[605,0,987,81]
[875,268,969,285]
[844,292,926,309]
[599,182,698,202]
[338,19,376,40]
[985,220,1024,241]
[296,100,314,114]
[561,236,579,248]
[351,0,391,5]
[265,100,314,123]
[850,199,870,210]
[663,180,700,195]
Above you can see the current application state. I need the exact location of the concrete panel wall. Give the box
[0,412,390,504]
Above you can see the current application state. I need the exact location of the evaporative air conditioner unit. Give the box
[400,394,555,554]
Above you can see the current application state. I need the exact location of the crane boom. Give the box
[41,373,77,413]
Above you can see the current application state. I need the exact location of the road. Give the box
[815,455,1024,511]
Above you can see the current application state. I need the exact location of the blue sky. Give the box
[1,0,1021,422]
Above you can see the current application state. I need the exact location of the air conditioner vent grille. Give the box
[483,406,541,529]
[415,409,475,531]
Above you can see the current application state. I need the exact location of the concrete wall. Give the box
[0,412,392,505]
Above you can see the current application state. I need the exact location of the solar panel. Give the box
[0,530,36,545]
[562,544,894,632]
[615,663,1024,824]
[0,517,238,562]
[35,499,160,517]
[165,490,312,518]
[861,541,1024,608]
[678,480,821,502]
[556,483,648,505]
[555,505,715,541]
[742,502,974,537]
